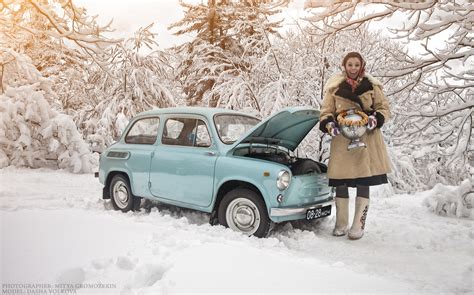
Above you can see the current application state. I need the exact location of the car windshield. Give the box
[214,114,260,144]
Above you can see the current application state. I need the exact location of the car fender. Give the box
[213,156,289,212]
[103,168,136,196]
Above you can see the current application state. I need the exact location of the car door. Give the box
[149,115,217,207]
[122,116,160,198]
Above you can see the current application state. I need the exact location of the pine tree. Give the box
[169,0,288,107]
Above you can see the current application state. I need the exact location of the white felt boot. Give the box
[333,197,349,236]
[348,197,369,240]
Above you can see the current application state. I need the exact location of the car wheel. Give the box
[218,188,272,238]
[109,174,140,212]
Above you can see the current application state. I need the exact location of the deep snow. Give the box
[1,167,473,294]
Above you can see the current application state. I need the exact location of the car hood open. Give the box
[228,107,320,152]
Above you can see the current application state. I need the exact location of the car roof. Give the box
[136,107,257,119]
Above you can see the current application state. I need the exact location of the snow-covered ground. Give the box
[1,167,472,294]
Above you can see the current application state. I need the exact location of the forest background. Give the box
[0,0,472,193]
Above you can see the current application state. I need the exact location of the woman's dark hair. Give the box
[342,52,365,68]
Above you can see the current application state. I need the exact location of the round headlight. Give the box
[277,170,291,190]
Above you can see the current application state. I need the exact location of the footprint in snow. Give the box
[116,256,136,270]
[91,258,114,270]
[132,264,169,287]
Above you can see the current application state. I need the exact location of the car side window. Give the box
[162,118,211,147]
[125,117,160,145]
[163,119,184,140]
[194,121,211,147]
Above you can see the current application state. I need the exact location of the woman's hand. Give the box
[367,115,377,130]
[326,122,341,137]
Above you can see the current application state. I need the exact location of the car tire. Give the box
[218,188,272,238]
[291,159,323,175]
[109,174,141,212]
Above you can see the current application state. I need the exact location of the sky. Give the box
[74,0,191,48]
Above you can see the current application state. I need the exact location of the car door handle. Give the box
[206,151,216,156]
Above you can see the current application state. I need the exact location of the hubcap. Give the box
[113,180,129,209]
[226,198,261,235]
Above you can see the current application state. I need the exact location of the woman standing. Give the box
[319,52,392,240]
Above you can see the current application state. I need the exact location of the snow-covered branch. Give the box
[1,0,122,64]
[303,0,473,184]
[405,100,474,118]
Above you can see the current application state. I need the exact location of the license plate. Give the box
[306,205,332,221]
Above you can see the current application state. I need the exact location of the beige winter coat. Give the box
[320,73,392,184]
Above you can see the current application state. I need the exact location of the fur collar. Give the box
[324,73,382,110]
[324,73,383,92]
[334,79,368,109]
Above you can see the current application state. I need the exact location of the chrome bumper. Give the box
[269,197,335,217]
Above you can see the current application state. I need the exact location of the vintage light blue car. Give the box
[98,107,334,237]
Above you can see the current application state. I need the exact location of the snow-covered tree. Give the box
[0,0,124,170]
[76,25,178,152]
[303,0,473,185]
[2,1,177,153]
[0,49,96,172]
[170,0,288,107]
